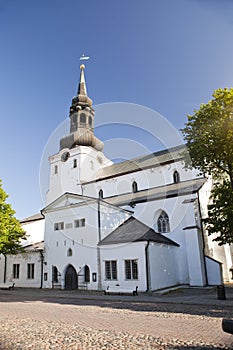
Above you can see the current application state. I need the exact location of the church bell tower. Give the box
[46,64,112,205]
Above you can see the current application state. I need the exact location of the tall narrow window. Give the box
[27,263,35,279]
[132,181,138,193]
[54,165,58,174]
[52,266,58,283]
[125,259,138,280]
[84,265,90,283]
[80,113,86,124]
[73,159,77,168]
[173,170,180,183]
[13,264,20,279]
[105,260,117,280]
[157,211,170,233]
[99,189,103,199]
[88,115,92,127]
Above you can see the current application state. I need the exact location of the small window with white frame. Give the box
[105,260,117,280]
[125,259,138,280]
[13,264,20,279]
[54,222,64,231]
[74,218,85,228]
[27,263,35,279]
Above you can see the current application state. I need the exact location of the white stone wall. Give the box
[149,243,179,290]
[100,242,147,292]
[5,252,42,288]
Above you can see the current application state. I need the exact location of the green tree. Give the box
[181,88,233,245]
[182,88,233,189]
[204,181,233,245]
[0,180,26,255]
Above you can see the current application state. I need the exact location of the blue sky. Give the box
[1,0,233,219]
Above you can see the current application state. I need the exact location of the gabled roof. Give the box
[85,144,186,184]
[98,217,179,246]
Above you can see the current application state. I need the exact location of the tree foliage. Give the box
[0,180,26,255]
[182,88,233,189]
[204,181,233,245]
[182,88,233,245]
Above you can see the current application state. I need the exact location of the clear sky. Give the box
[1,0,233,219]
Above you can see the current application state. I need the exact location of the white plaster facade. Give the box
[2,64,232,290]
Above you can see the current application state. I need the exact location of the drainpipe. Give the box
[3,254,7,283]
[197,192,208,286]
[145,241,151,292]
[97,199,102,291]
[39,250,44,289]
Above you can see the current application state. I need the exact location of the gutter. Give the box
[197,192,208,286]
[145,241,151,292]
[3,254,7,283]
[39,250,44,289]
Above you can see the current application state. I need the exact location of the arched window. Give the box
[52,266,58,283]
[157,211,170,233]
[173,170,180,183]
[99,189,103,199]
[67,248,73,257]
[80,113,86,124]
[84,265,90,283]
[132,181,138,193]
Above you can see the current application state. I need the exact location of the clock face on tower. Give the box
[61,151,70,162]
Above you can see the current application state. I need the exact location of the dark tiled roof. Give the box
[20,213,44,224]
[98,217,179,246]
[86,144,186,183]
[24,241,44,252]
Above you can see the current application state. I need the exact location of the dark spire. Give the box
[60,64,104,151]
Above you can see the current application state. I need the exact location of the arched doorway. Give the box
[65,265,78,290]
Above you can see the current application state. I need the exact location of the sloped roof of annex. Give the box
[98,216,179,246]
[103,177,206,207]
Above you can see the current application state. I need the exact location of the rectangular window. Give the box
[74,218,85,228]
[13,264,20,279]
[27,263,35,279]
[54,222,64,231]
[105,260,117,280]
[125,259,138,280]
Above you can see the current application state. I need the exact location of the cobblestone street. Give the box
[0,288,232,349]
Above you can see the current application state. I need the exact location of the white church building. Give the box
[1,64,232,291]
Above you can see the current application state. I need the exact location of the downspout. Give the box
[97,199,102,291]
[3,254,7,283]
[39,250,44,289]
[197,192,208,285]
[145,241,151,292]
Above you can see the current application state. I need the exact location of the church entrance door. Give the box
[65,265,78,290]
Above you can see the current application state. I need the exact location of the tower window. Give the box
[132,181,138,193]
[80,113,86,124]
[73,159,77,168]
[157,211,170,233]
[173,171,180,183]
[88,115,92,127]
[99,189,103,199]
[54,165,58,174]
